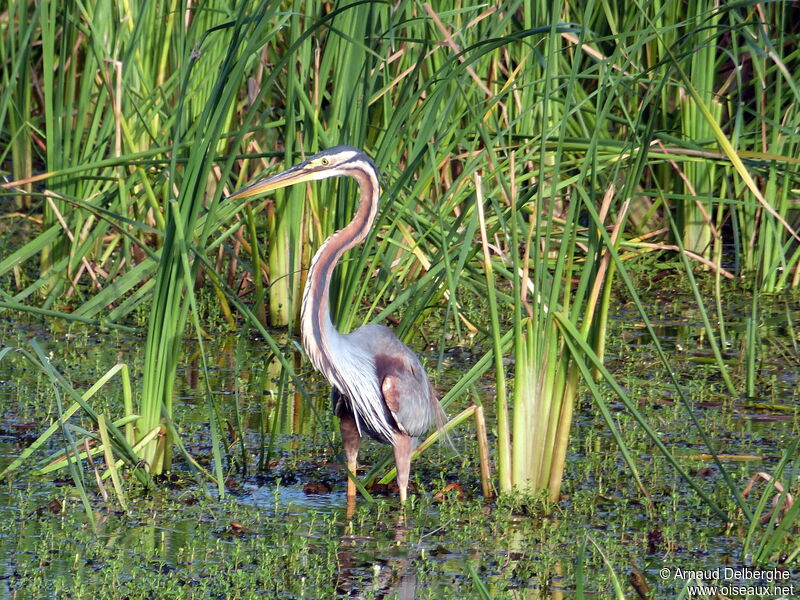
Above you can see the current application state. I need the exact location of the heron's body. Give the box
[329,324,441,439]
[228,146,445,503]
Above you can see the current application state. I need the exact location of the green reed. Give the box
[0,0,798,538]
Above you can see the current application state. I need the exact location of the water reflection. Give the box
[1,297,798,598]
[336,520,418,599]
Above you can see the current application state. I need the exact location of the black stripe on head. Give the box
[317,146,380,180]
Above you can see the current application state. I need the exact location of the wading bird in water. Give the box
[227,146,446,504]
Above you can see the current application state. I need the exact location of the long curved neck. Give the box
[301,167,380,380]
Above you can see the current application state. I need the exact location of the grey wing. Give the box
[352,325,441,439]
[376,352,438,438]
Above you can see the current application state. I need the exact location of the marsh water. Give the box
[0,292,798,599]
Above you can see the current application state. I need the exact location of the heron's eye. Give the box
[320,157,329,166]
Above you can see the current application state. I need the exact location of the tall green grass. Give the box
[0,0,798,555]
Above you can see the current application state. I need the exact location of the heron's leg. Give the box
[393,433,412,505]
[339,411,361,499]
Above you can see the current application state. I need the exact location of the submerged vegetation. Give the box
[0,307,797,598]
[1,0,799,596]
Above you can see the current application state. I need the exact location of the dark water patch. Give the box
[1,294,798,597]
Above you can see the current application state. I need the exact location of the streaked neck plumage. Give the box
[300,161,380,391]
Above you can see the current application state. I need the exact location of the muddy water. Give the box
[1,297,798,598]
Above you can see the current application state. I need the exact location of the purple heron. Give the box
[228,146,446,503]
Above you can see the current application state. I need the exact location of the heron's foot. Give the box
[392,433,412,506]
[345,458,358,499]
[345,495,357,520]
[340,409,361,500]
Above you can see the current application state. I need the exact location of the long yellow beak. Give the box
[226,163,318,200]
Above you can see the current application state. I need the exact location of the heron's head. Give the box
[226,146,378,200]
